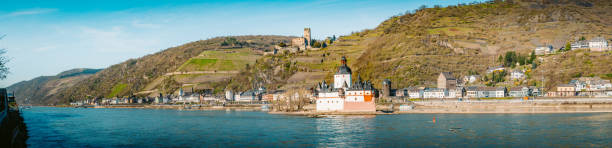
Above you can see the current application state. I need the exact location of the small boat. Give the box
[381,110,394,113]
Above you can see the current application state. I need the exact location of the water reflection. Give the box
[21,107,612,147]
[315,115,376,147]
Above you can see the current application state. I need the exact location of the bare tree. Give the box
[0,34,9,80]
[273,88,311,112]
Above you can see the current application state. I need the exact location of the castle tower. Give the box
[382,79,391,97]
[304,28,311,48]
[334,56,352,89]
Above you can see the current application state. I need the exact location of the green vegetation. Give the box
[564,42,572,51]
[499,51,531,68]
[177,48,260,71]
[107,83,128,98]
[186,59,217,67]
[220,37,246,47]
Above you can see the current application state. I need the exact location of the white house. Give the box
[534,45,553,55]
[463,75,480,84]
[509,87,530,97]
[465,86,506,98]
[447,88,464,98]
[405,87,423,98]
[510,70,525,80]
[423,88,446,98]
[589,37,608,51]
[225,90,234,101]
[571,40,589,49]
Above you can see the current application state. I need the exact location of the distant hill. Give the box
[7,68,102,105]
[52,36,292,104]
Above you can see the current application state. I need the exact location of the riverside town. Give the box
[3,0,612,147]
[69,28,612,114]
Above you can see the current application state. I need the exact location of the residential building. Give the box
[465,86,506,98]
[573,77,612,91]
[589,37,608,51]
[529,87,543,97]
[225,90,234,101]
[556,84,576,97]
[534,45,554,55]
[447,87,464,98]
[437,72,457,89]
[509,87,530,97]
[423,88,446,98]
[571,40,589,49]
[406,87,423,99]
[510,70,525,80]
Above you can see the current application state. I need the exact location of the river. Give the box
[22,107,612,147]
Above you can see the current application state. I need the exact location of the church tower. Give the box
[334,56,352,89]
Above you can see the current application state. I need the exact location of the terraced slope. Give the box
[52,36,291,103]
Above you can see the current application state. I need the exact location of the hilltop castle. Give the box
[315,56,376,112]
[291,28,312,50]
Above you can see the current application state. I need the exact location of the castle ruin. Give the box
[291,28,312,50]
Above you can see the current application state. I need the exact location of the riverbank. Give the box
[272,98,612,115]
[403,98,612,114]
[91,104,265,111]
[52,98,612,115]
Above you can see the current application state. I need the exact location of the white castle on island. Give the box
[315,56,376,112]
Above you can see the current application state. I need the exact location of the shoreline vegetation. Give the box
[47,97,612,115]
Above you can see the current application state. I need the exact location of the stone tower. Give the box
[304,28,311,47]
[382,79,391,97]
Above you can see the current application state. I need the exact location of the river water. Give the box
[22,107,612,147]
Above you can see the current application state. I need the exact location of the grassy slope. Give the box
[177,48,261,71]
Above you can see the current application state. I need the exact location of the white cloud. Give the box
[5,8,57,17]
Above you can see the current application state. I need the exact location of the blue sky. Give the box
[0,0,474,87]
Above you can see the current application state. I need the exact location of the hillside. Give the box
[20,0,612,104]
[288,0,612,90]
[52,36,292,103]
[7,68,102,105]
